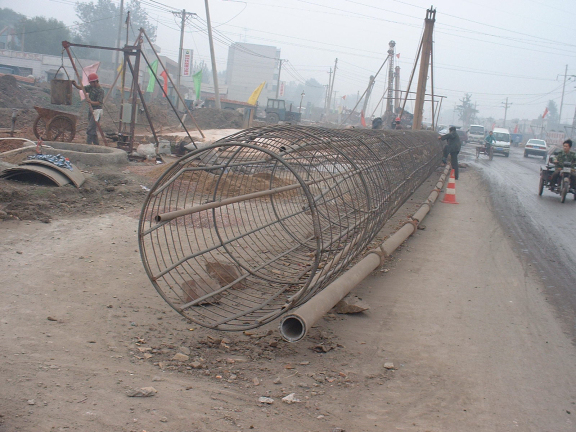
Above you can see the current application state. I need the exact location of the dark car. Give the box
[456,129,468,144]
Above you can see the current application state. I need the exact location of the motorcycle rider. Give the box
[550,139,576,188]
[484,130,496,153]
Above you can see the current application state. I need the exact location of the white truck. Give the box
[492,127,511,157]
[467,124,485,145]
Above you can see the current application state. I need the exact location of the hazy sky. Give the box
[6,0,576,124]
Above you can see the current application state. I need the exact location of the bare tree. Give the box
[456,93,478,128]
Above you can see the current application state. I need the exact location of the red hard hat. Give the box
[88,73,99,82]
[395,117,401,121]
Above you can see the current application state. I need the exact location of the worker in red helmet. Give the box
[72,72,104,145]
[394,116,402,130]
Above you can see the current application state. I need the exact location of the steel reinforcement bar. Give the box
[138,125,443,330]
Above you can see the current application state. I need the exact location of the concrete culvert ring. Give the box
[0,141,128,168]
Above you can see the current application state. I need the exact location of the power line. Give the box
[16,14,120,36]
[391,0,576,48]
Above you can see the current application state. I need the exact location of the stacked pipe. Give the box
[138,126,442,331]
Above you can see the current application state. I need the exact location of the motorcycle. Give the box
[539,161,576,203]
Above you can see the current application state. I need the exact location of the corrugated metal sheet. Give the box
[20,160,85,187]
[0,164,71,186]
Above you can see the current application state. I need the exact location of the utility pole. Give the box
[172,9,196,110]
[385,41,395,117]
[326,58,338,115]
[412,8,435,130]
[204,0,221,109]
[394,66,401,111]
[20,21,24,52]
[118,11,130,129]
[115,0,124,71]
[325,68,332,112]
[275,59,283,98]
[571,106,576,138]
[559,64,568,126]
[502,97,512,127]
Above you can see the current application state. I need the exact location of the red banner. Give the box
[160,70,168,97]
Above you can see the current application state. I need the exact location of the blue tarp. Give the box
[27,154,73,171]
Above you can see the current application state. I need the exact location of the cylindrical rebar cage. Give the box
[139,126,442,330]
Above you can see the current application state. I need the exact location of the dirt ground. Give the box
[1,162,575,432]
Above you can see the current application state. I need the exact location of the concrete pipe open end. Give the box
[279,314,307,342]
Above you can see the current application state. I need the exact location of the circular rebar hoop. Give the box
[138,126,442,330]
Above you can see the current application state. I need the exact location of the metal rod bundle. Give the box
[138,126,442,330]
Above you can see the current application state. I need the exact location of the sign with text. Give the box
[182,49,192,77]
[279,81,285,97]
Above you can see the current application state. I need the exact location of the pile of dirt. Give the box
[140,96,243,130]
[0,75,51,109]
[0,139,25,152]
[0,164,160,222]
[191,108,243,129]
[132,162,294,197]
[0,108,38,134]
[129,322,370,390]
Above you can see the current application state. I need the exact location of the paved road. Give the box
[463,143,576,341]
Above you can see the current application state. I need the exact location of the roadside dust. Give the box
[0,158,439,432]
[2,163,573,432]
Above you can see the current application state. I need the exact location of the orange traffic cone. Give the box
[441,169,458,204]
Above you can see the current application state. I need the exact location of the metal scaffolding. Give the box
[138,126,442,330]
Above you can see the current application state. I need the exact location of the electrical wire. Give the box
[17,14,120,35]
[390,0,576,48]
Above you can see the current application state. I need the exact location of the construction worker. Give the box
[72,73,104,145]
[394,117,402,129]
[439,126,462,179]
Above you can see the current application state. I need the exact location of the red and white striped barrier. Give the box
[441,169,458,204]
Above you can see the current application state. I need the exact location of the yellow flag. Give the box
[247,81,266,105]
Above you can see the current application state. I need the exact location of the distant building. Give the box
[0,47,125,84]
[226,42,280,103]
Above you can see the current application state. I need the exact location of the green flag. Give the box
[193,70,202,100]
[146,60,158,93]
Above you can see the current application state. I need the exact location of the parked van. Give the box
[492,127,511,157]
[467,124,485,144]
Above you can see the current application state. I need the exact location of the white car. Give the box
[524,139,547,160]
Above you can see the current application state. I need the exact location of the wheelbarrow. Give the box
[33,106,77,142]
